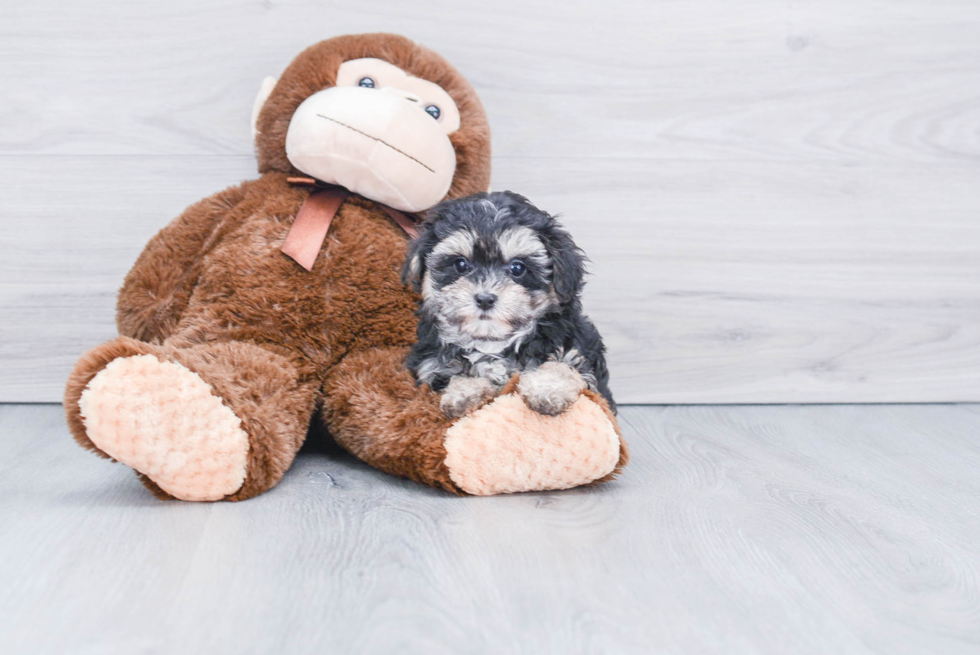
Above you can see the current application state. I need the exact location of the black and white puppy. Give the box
[402,191,615,418]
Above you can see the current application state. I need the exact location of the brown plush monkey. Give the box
[64,34,627,501]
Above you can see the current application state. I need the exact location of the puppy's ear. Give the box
[402,226,439,292]
[402,237,426,292]
[540,223,587,305]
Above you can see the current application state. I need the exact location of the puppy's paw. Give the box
[441,375,497,418]
[518,362,586,416]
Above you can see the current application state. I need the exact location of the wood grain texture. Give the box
[2,403,979,654]
[1,0,979,402]
[3,156,978,402]
[4,0,979,162]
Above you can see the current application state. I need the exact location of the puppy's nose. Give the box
[474,292,497,311]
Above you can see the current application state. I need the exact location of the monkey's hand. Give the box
[440,375,498,418]
[518,362,586,416]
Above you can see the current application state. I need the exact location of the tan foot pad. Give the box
[79,355,249,501]
[443,393,620,496]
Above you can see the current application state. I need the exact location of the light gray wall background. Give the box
[1,0,978,403]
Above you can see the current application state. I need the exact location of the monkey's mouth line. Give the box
[316,114,435,174]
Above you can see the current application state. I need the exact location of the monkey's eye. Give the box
[358,77,376,88]
[425,104,441,120]
[509,261,526,278]
[453,257,471,274]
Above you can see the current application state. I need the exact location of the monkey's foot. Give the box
[443,391,622,495]
[78,355,249,501]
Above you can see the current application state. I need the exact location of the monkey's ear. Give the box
[250,76,278,139]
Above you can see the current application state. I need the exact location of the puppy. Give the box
[402,191,615,418]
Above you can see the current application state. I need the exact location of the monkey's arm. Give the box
[116,183,247,343]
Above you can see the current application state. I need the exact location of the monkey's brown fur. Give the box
[64,34,626,500]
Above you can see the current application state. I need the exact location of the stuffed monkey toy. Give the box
[64,33,627,501]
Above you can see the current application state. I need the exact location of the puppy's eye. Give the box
[425,105,441,120]
[509,261,526,277]
[453,257,471,274]
[358,77,376,88]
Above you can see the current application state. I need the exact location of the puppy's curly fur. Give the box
[403,191,615,417]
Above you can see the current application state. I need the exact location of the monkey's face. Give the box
[284,58,460,213]
[253,35,491,210]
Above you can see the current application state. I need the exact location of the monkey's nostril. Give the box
[474,292,497,311]
[381,87,422,103]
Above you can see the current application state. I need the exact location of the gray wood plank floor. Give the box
[1,404,978,654]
